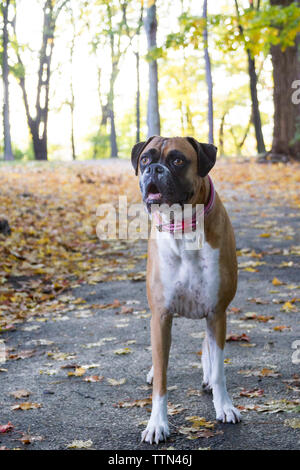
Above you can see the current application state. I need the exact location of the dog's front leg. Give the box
[205,311,241,424]
[141,312,173,444]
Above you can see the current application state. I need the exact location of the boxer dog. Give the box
[131,136,241,444]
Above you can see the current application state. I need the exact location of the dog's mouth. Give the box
[145,183,163,203]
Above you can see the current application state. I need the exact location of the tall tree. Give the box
[121,0,144,143]
[234,0,266,155]
[68,5,76,160]
[269,0,300,161]
[13,0,68,160]
[1,0,14,160]
[88,0,138,158]
[133,6,144,143]
[202,0,214,144]
[144,0,160,137]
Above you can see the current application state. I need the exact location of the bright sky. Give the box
[0,0,274,160]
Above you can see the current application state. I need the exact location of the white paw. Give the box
[215,401,241,424]
[146,366,153,385]
[141,419,170,444]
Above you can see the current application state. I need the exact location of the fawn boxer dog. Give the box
[131,136,241,444]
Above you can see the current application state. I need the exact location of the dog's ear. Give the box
[131,136,156,176]
[186,137,217,177]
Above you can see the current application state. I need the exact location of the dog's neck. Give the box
[152,176,215,233]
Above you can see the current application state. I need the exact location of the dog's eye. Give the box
[173,158,184,166]
[141,157,150,165]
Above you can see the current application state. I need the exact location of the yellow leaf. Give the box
[284,418,300,429]
[185,416,215,429]
[107,378,126,386]
[272,277,283,286]
[67,440,93,449]
[281,302,297,312]
[68,367,86,377]
[114,348,132,355]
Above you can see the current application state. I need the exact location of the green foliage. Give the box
[145,46,166,62]
[88,132,111,159]
[0,143,34,161]
[166,14,206,50]
[166,3,300,58]
[210,3,300,56]
[13,142,34,161]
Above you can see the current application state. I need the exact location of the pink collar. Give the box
[153,175,215,234]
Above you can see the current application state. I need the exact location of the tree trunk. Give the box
[135,51,141,143]
[33,135,48,161]
[247,51,266,154]
[109,108,118,158]
[108,62,118,158]
[144,1,160,137]
[13,0,67,161]
[202,0,214,144]
[269,0,300,161]
[71,91,76,160]
[70,7,76,160]
[235,0,266,155]
[1,0,14,160]
[219,112,227,156]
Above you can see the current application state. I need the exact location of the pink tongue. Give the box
[147,192,162,200]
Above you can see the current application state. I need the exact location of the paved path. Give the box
[0,188,299,450]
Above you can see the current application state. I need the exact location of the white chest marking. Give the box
[157,234,220,319]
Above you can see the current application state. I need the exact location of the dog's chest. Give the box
[157,237,220,318]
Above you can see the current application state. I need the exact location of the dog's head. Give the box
[131,136,217,211]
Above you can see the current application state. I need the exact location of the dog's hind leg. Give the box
[201,334,212,393]
[146,365,154,384]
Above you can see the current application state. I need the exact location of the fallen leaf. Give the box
[284,418,300,429]
[248,298,269,305]
[238,368,280,378]
[282,375,300,392]
[227,307,242,314]
[11,402,42,410]
[273,325,290,331]
[107,378,126,386]
[114,347,132,355]
[119,306,134,314]
[281,301,297,312]
[116,398,152,408]
[68,367,86,377]
[8,349,36,360]
[185,416,215,429]
[239,388,264,398]
[167,403,186,416]
[0,422,13,433]
[272,277,284,286]
[67,439,93,449]
[19,434,43,445]
[240,399,300,413]
[83,375,104,383]
[10,389,31,399]
[226,333,250,342]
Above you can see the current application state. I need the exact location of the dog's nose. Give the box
[145,164,165,175]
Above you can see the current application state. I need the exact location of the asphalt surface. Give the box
[0,185,299,450]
